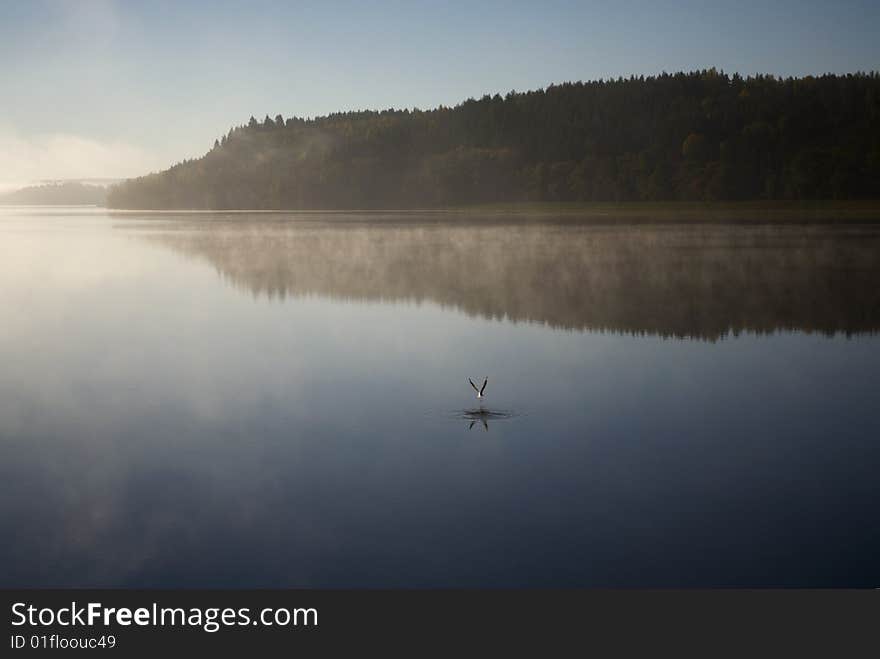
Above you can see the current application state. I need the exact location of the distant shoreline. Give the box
[7,200,880,224]
[93,200,880,224]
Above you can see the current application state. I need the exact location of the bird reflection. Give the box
[461,408,514,432]
[468,415,490,432]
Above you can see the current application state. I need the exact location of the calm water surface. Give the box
[1,207,879,587]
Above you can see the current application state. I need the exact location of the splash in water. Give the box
[454,408,518,432]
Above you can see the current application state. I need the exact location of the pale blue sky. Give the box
[1,0,878,185]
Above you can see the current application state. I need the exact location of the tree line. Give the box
[107,70,880,209]
[1,182,107,206]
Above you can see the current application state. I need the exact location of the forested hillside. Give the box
[108,70,880,209]
[1,182,107,206]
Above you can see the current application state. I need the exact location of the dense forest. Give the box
[1,182,107,206]
[108,70,880,209]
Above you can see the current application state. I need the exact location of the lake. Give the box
[1,206,879,587]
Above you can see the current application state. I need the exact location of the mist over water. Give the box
[133,213,880,338]
[1,207,879,587]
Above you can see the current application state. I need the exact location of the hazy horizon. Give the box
[2,0,879,190]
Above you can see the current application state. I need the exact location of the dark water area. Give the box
[1,207,879,587]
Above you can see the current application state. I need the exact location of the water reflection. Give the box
[2,210,879,587]
[129,217,880,339]
[459,409,517,432]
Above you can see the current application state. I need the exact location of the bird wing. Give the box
[480,377,488,395]
[469,378,479,393]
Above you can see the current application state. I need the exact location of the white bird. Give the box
[468,377,488,400]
